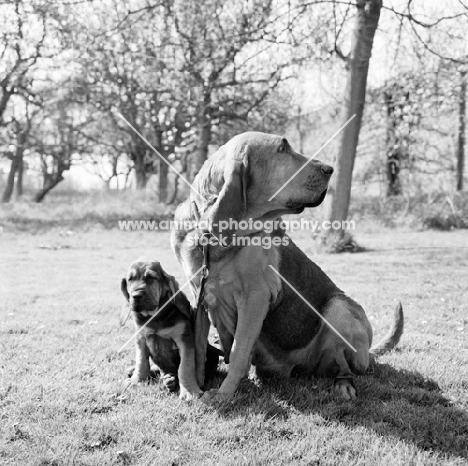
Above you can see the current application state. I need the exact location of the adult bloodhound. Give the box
[171,132,404,402]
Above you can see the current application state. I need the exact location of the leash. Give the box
[191,201,210,322]
[192,232,210,330]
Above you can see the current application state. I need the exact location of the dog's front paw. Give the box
[125,370,152,387]
[162,373,179,392]
[334,379,357,401]
[125,377,146,388]
[200,389,230,404]
[127,365,159,380]
[178,387,203,401]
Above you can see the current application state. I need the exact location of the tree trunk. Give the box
[158,155,169,203]
[0,87,13,124]
[153,128,170,203]
[168,176,179,204]
[34,176,63,203]
[457,70,466,191]
[124,168,132,189]
[3,130,27,202]
[133,151,147,189]
[386,153,402,196]
[1,156,18,203]
[191,92,211,180]
[384,90,402,197]
[322,0,382,243]
[16,151,24,198]
[194,116,210,179]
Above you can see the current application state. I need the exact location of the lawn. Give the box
[0,226,467,465]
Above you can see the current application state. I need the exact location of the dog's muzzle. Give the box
[287,188,328,213]
[130,293,158,316]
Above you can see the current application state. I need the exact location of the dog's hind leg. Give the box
[333,349,357,400]
[309,297,372,400]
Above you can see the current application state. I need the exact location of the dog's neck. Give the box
[190,199,274,238]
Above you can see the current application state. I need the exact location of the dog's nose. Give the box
[321,164,334,176]
[131,290,145,300]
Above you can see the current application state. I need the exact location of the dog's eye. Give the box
[128,276,134,282]
[146,270,158,280]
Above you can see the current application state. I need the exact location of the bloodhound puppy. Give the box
[171,132,404,402]
[121,258,219,400]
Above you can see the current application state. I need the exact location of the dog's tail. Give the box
[369,302,404,356]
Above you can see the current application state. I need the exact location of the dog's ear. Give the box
[119,278,131,326]
[120,278,129,301]
[162,271,178,296]
[162,271,191,319]
[207,145,249,245]
[278,137,291,153]
[172,291,191,320]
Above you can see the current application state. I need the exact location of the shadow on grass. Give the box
[210,362,468,460]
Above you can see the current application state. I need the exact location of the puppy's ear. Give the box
[120,278,129,300]
[162,272,178,296]
[162,271,191,319]
[207,145,249,245]
[172,291,192,320]
[119,278,131,326]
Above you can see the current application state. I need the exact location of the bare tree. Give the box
[0,0,48,202]
[167,0,296,178]
[456,67,466,191]
[0,0,46,123]
[69,3,192,194]
[67,0,297,197]
[322,0,382,243]
[25,97,84,203]
[384,88,406,197]
[1,107,38,202]
[382,79,423,198]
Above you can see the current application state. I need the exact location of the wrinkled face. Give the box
[195,132,334,237]
[121,259,173,315]
[244,134,333,217]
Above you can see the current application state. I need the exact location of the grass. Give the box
[348,190,468,231]
[0,190,174,231]
[0,225,468,465]
[1,188,467,233]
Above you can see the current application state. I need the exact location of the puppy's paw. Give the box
[162,373,179,392]
[200,389,230,404]
[124,377,146,388]
[149,365,160,379]
[125,372,150,388]
[334,379,357,401]
[127,365,159,380]
[178,387,203,402]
